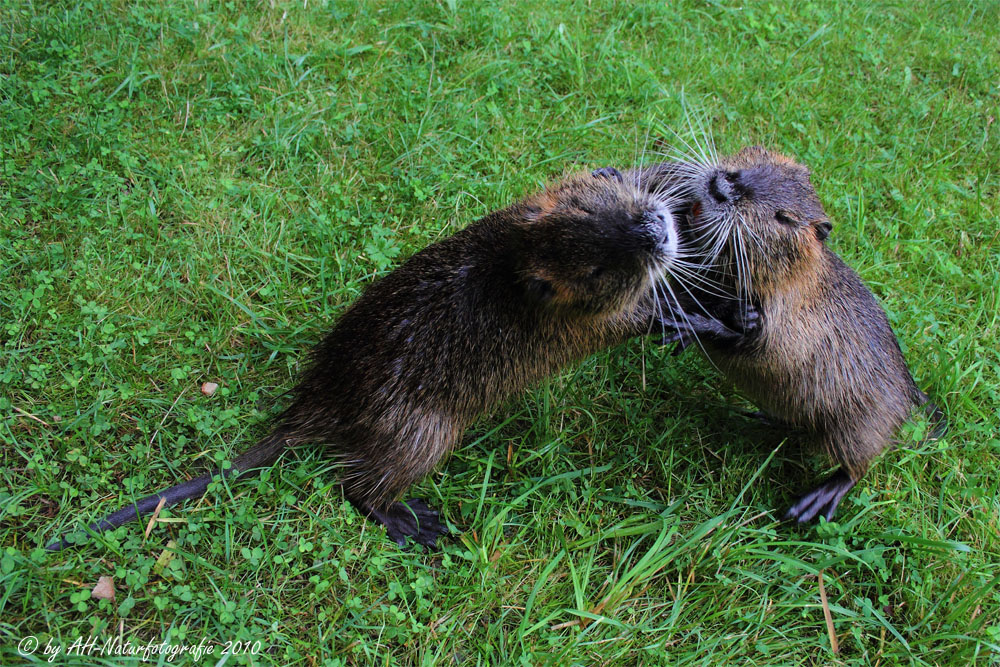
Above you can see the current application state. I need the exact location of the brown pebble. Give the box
[91,576,115,600]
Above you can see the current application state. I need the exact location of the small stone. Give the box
[201,382,218,396]
[91,576,115,600]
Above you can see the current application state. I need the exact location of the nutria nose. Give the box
[709,170,744,203]
[708,171,729,203]
[651,210,671,241]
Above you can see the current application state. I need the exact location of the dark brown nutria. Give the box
[47,169,757,551]
[633,146,945,523]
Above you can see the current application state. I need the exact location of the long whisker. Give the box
[665,267,731,299]
[649,116,713,174]
[648,265,664,339]
[739,211,757,298]
[653,139,710,174]
[675,99,715,173]
[661,109,709,168]
[639,124,654,194]
[647,175,691,201]
[656,275,718,363]
[742,221,766,255]
[732,224,744,303]
[690,110,718,166]
[686,114,713,173]
[735,222,753,303]
[665,247,730,295]
[688,209,732,265]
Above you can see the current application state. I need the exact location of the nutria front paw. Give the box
[733,302,760,334]
[656,311,745,353]
[592,167,624,182]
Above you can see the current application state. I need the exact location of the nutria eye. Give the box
[775,211,797,226]
[588,266,605,279]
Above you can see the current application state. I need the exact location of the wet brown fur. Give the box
[282,174,675,513]
[48,172,679,549]
[642,146,939,520]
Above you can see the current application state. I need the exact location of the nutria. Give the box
[633,147,945,522]
[47,169,756,551]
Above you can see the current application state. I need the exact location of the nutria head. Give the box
[680,146,833,296]
[514,171,685,317]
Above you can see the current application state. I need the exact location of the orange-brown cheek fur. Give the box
[752,239,823,299]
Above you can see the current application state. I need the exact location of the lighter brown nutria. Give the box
[636,146,945,523]
[47,169,756,551]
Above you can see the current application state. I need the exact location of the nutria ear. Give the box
[814,220,832,242]
[592,167,624,182]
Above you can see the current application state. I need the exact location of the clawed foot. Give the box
[657,303,760,354]
[592,166,624,182]
[785,470,856,523]
[365,498,448,548]
[742,409,775,425]
[728,301,760,336]
[739,409,794,429]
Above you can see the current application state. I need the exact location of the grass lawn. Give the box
[2,0,998,664]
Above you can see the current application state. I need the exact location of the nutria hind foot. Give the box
[741,409,783,427]
[785,470,857,523]
[349,495,448,548]
[738,409,803,431]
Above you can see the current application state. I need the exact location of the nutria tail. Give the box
[45,429,291,551]
[918,391,948,441]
